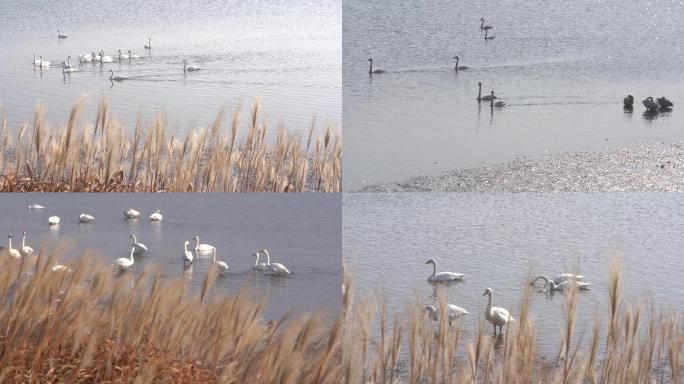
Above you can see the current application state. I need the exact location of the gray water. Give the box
[343,193,684,355]
[0,193,341,320]
[0,0,340,134]
[344,0,684,190]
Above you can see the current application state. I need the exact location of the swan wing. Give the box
[492,307,512,324]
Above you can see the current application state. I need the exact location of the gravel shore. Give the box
[361,142,684,192]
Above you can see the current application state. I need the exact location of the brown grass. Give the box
[342,258,684,383]
[0,245,341,383]
[0,97,341,192]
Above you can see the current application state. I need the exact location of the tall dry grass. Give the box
[0,245,341,383]
[0,97,341,192]
[342,259,684,383]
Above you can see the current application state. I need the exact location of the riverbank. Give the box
[361,141,684,192]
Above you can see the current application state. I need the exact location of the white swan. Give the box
[28,204,45,209]
[252,252,270,271]
[490,92,505,107]
[367,58,386,74]
[129,234,148,255]
[530,273,584,286]
[534,276,591,292]
[35,55,50,67]
[80,53,93,63]
[57,30,67,38]
[260,249,291,276]
[119,50,129,60]
[183,59,202,72]
[52,264,72,272]
[79,213,95,223]
[425,258,465,282]
[183,241,193,264]
[477,82,497,101]
[212,249,229,273]
[113,247,135,271]
[425,304,469,325]
[149,209,163,222]
[109,69,129,82]
[128,50,141,59]
[5,235,21,258]
[100,51,114,63]
[48,216,60,225]
[124,208,140,218]
[193,236,216,254]
[20,232,33,257]
[483,287,514,335]
[480,18,493,31]
[63,67,77,74]
[62,56,73,68]
[144,37,151,49]
[453,56,469,71]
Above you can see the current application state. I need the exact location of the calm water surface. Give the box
[0,0,340,135]
[344,0,684,190]
[344,193,684,354]
[0,194,341,319]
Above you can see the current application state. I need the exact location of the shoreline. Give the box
[360,141,684,192]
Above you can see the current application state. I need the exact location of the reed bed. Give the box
[0,246,341,383]
[342,259,684,383]
[0,97,341,192]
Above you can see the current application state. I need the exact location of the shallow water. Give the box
[344,0,684,190]
[0,0,340,135]
[344,193,684,355]
[0,193,341,319]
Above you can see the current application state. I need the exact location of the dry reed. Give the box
[0,98,341,192]
[342,258,684,383]
[0,245,341,383]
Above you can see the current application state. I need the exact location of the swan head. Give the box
[368,58,372,62]
[184,240,189,246]
[425,258,436,265]
[22,231,26,236]
[480,18,484,21]
[483,287,492,296]
[453,56,459,60]
[425,305,437,313]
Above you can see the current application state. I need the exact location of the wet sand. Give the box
[361,142,684,192]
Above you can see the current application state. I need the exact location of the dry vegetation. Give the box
[342,259,684,383]
[0,97,341,192]
[0,246,341,383]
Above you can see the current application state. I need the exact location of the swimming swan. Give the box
[128,50,141,59]
[453,56,469,71]
[144,38,151,49]
[657,96,673,109]
[149,210,163,222]
[129,234,148,255]
[260,249,291,276]
[425,304,469,325]
[368,58,386,74]
[212,249,229,273]
[124,208,140,218]
[484,29,495,40]
[643,97,659,112]
[20,232,33,256]
[35,55,50,67]
[483,287,514,335]
[183,59,202,72]
[119,50,129,60]
[5,235,21,258]
[183,241,193,264]
[79,213,95,223]
[480,18,493,31]
[425,258,465,282]
[252,251,270,271]
[48,216,60,225]
[113,247,135,271]
[623,95,634,108]
[491,92,506,107]
[193,235,216,254]
[100,51,114,63]
[533,276,591,292]
[63,67,77,74]
[477,82,497,101]
[109,69,129,82]
[57,30,67,38]
[28,204,45,209]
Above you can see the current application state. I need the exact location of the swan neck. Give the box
[264,251,271,265]
[8,237,12,248]
[254,253,260,267]
[486,292,492,310]
[431,261,436,276]
[22,233,26,247]
[130,248,135,261]
[131,235,136,245]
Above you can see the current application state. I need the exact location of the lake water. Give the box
[0,193,341,320]
[0,0,340,135]
[343,0,684,190]
[343,193,684,355]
